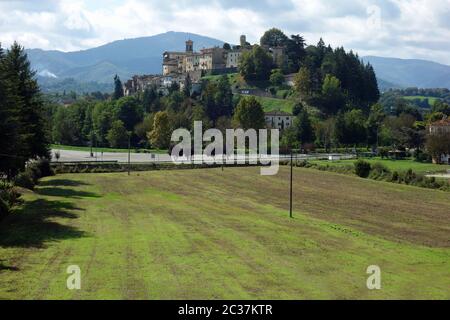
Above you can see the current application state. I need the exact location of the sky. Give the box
[0,0,450,65]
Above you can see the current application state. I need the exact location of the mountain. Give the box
[26,31,224,87]
[363,56,450,90]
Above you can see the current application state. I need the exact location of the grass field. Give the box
[254,96,295,113]
[1,167,449,299]
[403,96,440,105]
[310,158,450,174]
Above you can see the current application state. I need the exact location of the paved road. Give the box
[51,149,356,164]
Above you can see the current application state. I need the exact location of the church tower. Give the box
[186,40,193,53]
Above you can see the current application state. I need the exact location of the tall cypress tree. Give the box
[2,42,49,176]
[113,75,124,100]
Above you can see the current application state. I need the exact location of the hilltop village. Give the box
[123,35,287,97]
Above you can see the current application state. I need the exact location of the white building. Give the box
[265,111,295,130]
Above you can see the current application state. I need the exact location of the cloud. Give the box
[0,0,449,64]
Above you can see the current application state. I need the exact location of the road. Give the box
[51,149,356,164]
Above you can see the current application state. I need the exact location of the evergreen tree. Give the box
[0,44,21,177]
[113,75,124,100]
[1,42,49,177]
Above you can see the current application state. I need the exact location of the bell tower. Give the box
[186,40,193,53]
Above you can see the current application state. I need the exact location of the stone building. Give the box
[123,75,162,96]
[125,34,288,96]
[265,111,294,130]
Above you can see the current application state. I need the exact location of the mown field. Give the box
[0,167,449,299]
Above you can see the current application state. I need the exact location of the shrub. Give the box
[0,180,22,219]
[403,169,416,184]
[36,158,54,178]
[354,160,371,178]
[391,171,400,182]
[369,163,390,180]
[0,197,9,219]
[14,171,36,190]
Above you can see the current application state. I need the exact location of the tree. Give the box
[148,111,171,149]
[107,120,129,148]
[135,114,155,147]
[334,110,367,146]
[382,113,420,149]
[92,101,113,146]
[142,86,158,113]
[239,45,273,81]
[280,127,299,150]
[233,97,265,130]
[260,28,289,47]
[0,44,22,178]
[223,43,231,50]
[367,103,386,148]
[216,75,233,117]
[184,73,192,97]
[315,118,336,152]
[1,42,49,177]
[270,69,284,87]
[113,75,124,100]
[294,67,312,98]
[426,133,450,164]
[432,100,450,115]
[114,96,144,132]
[285,34,306,73]
[201,76,233,126]
[294,107,315,146]
[320,74,345,115]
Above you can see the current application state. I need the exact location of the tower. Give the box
[240,35,246,47]
[186,40,193,53]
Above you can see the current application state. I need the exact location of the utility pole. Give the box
[289,148,293,219]
[128,133,131,176]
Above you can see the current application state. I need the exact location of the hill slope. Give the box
[364,56,450,89]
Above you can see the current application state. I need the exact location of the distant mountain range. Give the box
[27,31,224,91]
[24,31,450,93]
[362,56,450,90]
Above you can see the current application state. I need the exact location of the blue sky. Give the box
[1,0,449,64]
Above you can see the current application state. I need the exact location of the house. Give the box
[265,111,294,130]
[284,73,296,87]
[428,117,450,164]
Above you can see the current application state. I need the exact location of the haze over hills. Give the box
[24,31,450,92]
[363,56,450,90]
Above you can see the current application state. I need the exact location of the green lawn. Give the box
[1,167,449,299]
[403,96,440,105]
[51,144,167,154]
[310,158,450,174]
[254,96,295,113]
